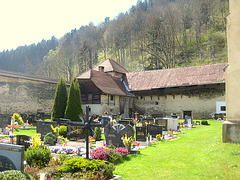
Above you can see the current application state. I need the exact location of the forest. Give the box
[0,0,229,81]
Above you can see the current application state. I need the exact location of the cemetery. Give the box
[2,105,239,179]
[1,1,240,179]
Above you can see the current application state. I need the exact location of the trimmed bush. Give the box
[24,145,52,168]
[0,170,34,180]
[58,157,114,179]
[94,126,102,141]
[44,132,57,145]
[58,125,67,138]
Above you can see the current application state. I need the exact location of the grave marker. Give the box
[155,118,168,131]
[136,126,147,141]
[147,124,163,138]
[104,124,125,147]
[36,121,56,140]
[0,143,24,172]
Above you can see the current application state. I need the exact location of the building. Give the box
[0,58,226,119]
[78,59,227,119]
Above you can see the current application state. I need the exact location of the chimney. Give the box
[99,66,104,73]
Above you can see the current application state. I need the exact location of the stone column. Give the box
[222,0,240,142]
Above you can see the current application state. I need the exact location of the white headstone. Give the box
[187,118,192,129]
[96,141,104,148]
[167,118,178,131]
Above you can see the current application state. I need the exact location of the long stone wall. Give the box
[0,76,56,114]
[134,91,225,119]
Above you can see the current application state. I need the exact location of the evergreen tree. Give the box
[65,80,83,122]
[74,80,84,117]
[51,77,67,120]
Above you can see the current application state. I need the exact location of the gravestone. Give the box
[155,118,168,131]
[147,124,163,138]
[100,116,110,128]
[67,122,86,140]
[104,124,125,147]
[37,112,44,120]
[124,124,134,139]
[0,143,24,172]
[118,120,130,127]
[167,118,179,131]
[36,121,56,140]
[142,118,154,126]
[136,126,147,141]
[0,115,11,128]
[16,135,31,151]
[187,117,192,129]
[27,114,37,124]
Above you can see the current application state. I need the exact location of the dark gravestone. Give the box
[136,126,147,141]
[104,124,125,147]
[124,124,134,139]
[142,118,154,126]
[147,124,163,138]
[20,114,28,123]
[37,112,45,120]
[0,143,24,172]
[155,118,168,131]
[27,114,37,124]
[0,115,11,129]
[100,116,110,128]
[36,121,56,140]
[118,120,130,127]
[16,135,31,151]
[67,122,86,140]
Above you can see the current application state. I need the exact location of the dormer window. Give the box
[99,66,104,72]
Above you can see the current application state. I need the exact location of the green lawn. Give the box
[14,127,39,136]
[114,121,240,180]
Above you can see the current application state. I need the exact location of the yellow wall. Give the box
[226,0,240,120]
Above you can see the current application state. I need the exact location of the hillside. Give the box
[0,0,229,81]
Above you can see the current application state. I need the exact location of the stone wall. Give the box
[0,76,56,114]
[134,91,225,119]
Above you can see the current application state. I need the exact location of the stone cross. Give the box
[7,118,20,144]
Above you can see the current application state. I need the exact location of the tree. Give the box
[64,80,83,122]
[51,77,67,121]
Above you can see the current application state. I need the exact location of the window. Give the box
[155,102,159,105]
[110,95,114,101]
[221,106,226,111]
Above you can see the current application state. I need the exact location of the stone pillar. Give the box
[223,0,240,142]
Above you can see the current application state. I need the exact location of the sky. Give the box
[0,0,138,52]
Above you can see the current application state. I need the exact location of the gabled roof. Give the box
[92,58,128,74]
[77,70,132,96]
[126,63,227,91]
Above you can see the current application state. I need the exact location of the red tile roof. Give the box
[77,70,132,96]
[126,63,227,91]
[93,58,128,74]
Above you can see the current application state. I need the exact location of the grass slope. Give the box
[114,121,240,180]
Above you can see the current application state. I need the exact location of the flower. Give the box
[122,134,133,147]
[156,134,162,142]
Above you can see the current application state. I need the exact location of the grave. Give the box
[167,117,179,131]
[36,121,56,140]
[155,118,168,131]
[136,126,147,141]
[0,115,11,135]
[0,143,24,172]
[118,120,131,127]
[67,122,86,140]
[104,124,125,147]
[16,135,31,151]
[147,124,163,138]
[100,116,110,128]
[142,118,154,126]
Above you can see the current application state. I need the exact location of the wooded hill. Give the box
[0,0,229,81]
